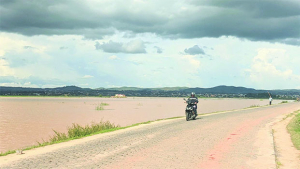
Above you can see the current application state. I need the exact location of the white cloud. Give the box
[0,82,38,87]
[82,75,94,78]
[109,55,118,60]
[0,59,14,76]
[122,39,146,53]
[182,55,200,68]
[246,48,300,89]
[0,30,299,89]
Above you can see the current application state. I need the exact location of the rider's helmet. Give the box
[191,92,195,97]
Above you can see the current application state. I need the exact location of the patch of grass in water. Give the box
[96,105,104,110]
[95,102,109,110]
[100,102,109,106]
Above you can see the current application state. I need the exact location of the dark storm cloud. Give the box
[0,0,299,44]
[192,0,300,18]
[95,40,146,54]
[184,45,205,55]
[278,38,300,46]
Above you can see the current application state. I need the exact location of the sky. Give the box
[0,0,300,90]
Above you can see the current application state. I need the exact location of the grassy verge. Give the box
[287,110,300,150]
[0,120,118,157]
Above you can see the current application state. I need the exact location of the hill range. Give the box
[0,85,299,99]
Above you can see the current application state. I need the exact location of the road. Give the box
[1,102,299,169]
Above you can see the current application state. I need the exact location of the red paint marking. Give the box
[209,154,215,160]
[198,111,280,168]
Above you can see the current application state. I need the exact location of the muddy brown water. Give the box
[0,97,286,153]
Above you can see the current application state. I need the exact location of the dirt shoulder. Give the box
[272,113,300,169]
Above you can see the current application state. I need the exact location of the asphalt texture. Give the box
[1,102,299,169]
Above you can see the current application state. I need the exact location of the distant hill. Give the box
[183,85,264,94]
[0,85,299,98]
[102,86,189,91]
[104,87,145,91]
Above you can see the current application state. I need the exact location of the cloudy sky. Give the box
[0,0,300,89]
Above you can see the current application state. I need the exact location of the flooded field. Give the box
[0,97,286,153]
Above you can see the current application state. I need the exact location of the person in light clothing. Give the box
[269,96,272,105]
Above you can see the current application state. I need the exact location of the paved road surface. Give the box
[1,102,299,169]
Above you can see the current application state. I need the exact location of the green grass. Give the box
[280,101,288,104]
[0,120,119,156]
[276,161,283,168]
[287,110,300,150]
[0,150,16,156]
[95,105,104,110]
[248,104,260,108]
[0,116,186,157]
[95,102,109,110]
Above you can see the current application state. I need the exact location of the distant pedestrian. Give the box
[269,96,272,105]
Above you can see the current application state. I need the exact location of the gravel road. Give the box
[1,102,299,169]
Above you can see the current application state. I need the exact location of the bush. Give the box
[50,121,119,142]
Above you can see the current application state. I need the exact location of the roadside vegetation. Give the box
[280,101,288,104]
[0,116,184,157]
[248,104,260,108]
[287,110,300,150]
[50,121,118,142]
[0,120,118,156]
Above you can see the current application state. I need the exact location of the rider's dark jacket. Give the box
[187,96,198,105]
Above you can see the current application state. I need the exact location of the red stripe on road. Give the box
[198,110,278,168]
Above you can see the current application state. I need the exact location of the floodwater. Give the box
[0,97,285,153]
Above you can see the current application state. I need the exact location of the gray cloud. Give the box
[0,0,299,44]
[184,45,205,55]
[192,0,300,18]
[154,46,163,54]
[95,40,146,54]
[278,38,300,46]
[59,46,68,50]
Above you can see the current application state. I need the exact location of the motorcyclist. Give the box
[187,92,198,116]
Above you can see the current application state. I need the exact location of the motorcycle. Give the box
[184,98,197,121]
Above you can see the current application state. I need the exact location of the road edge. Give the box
[271,110,300,169]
